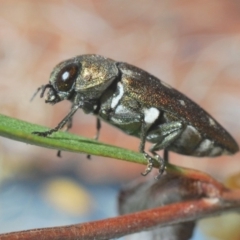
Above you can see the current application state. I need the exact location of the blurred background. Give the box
[0,1,240,239]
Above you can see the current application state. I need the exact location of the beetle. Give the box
[32,54,239,179]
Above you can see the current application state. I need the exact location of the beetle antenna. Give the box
[30,85,45,102]
[39,84,55,98]
[30,84,59,102]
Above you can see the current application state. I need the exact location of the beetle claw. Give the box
[141,152,154,176]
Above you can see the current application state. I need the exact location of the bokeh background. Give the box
[0,1,240,239]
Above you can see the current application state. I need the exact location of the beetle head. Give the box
[37,55,119,104]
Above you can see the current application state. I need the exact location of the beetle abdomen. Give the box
[166,125,232,157]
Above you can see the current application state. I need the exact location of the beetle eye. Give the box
[55,64,79,92]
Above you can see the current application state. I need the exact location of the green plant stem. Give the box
[0,113,147,165]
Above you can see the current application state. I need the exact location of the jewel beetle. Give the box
[32,54,239,179]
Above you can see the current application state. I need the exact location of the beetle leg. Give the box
[141,152,154,176]
[148,122,184,178]
[140,121,184,177]
[95,118,101,141]
[139,120,161,176]
[141,151,166,177]
[57,114,73,157]
[152,150,168,180]
[87,118,101,159]
[32,104,79,137]
[149,122,184,153]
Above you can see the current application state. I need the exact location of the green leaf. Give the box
[0,114,147,165]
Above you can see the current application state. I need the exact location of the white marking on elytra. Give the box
[111,82,124,109]
[62,71,70,81]
[144,107,160,124]
[161,81,172,89]
[209,146,222,156]
[196,139,212,153]
[179,100,186,106]
[209,117,216,126]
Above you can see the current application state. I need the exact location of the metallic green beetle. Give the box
[32,54,239,178]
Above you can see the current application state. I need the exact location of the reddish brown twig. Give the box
[0,194,240,240]
[0,165,240,240]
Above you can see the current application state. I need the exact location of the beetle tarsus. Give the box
[155,154,166,180]
[141,152,167,179]
[141,152,154,176]
[32,129,56,137]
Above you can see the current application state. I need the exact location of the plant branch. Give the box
[0,114,145,164]
[0,188,240,240]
